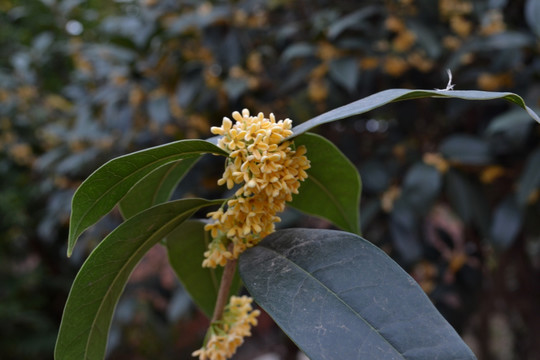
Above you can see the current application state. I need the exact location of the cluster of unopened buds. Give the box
[203,109,310,268]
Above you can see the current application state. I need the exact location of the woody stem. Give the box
[211,243,237,323]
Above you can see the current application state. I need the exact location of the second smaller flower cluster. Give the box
[192,296,260,360]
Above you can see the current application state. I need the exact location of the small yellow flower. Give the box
[423,152,450,174]
[450,15,473,38]
[383,56,409,77]
[480,165,505,184]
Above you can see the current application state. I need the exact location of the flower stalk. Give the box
[211,244,237,323]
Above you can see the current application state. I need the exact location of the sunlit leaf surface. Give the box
[119,157,200,219]
[55,198,223,360]
[68,140,227,256]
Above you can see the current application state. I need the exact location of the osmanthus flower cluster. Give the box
[202,109,311,268]
[192,296,261,360]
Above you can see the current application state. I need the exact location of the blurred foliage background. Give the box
[1,0,539,359]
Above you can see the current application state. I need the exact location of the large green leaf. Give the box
[119,157,200,219]
[239,228,476,360]
[490,196,522,250]
[445,170,490,237]
[439,135,493,166]
[55,198,223,360]
[288,89,540,138]
[290,133,361,234]
[68,139,227,256]
[165,220,242,318]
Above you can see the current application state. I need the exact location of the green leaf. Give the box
[239,228,477,360]
[290,133,361,234]
[165,220,242,318]
[439,135,493,166]
[517,147,540,206]
[119,157,200,219]
[525,0,540,37]
[55,198,223,360]
[400,163,442,215]
[485,107,538,135]
[327,6,381,39]
[445,170,490,237]
[280,42,316,62]
[328,57,359,93]
[68,139,227,256]
[288,89,540,139]
[490,196,522,250]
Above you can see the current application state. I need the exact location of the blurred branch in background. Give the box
[0,0,539,359]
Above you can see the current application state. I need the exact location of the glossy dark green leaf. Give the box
[288,89,540,139]
[239,228,476,360]
[280,42,316,62]
[400,163,442,215]
[290,133,361,234]
[485,108,538,135]
[328,57,359,93]
[491,196,522,250]
[390,202,423,265]
[525,0,540,37]
[119,157,200,219]
[224,77,249,101]
[439,135,493,166]
[327,6,381,39]
[517,147,540,206]
[68,139,227,256]
[165,220,241,318]
[55,198,223,360]
[445,170,490,237]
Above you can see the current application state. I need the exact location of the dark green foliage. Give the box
[239,228,477,360]
[2,0,540,358]
[55,198,223,360]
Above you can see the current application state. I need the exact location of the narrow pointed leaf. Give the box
[68,139,227,256]
[290,133,361,234]
[55,198,223,360]
[165,220,242,318]
[288,89,540,139]
[119,157,200,219]
[239,228,476,360]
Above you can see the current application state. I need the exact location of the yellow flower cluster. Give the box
[203,109,310,267]
[192,296,261,360]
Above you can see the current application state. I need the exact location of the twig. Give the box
[435,69,455,91]
[211,244,237,323]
